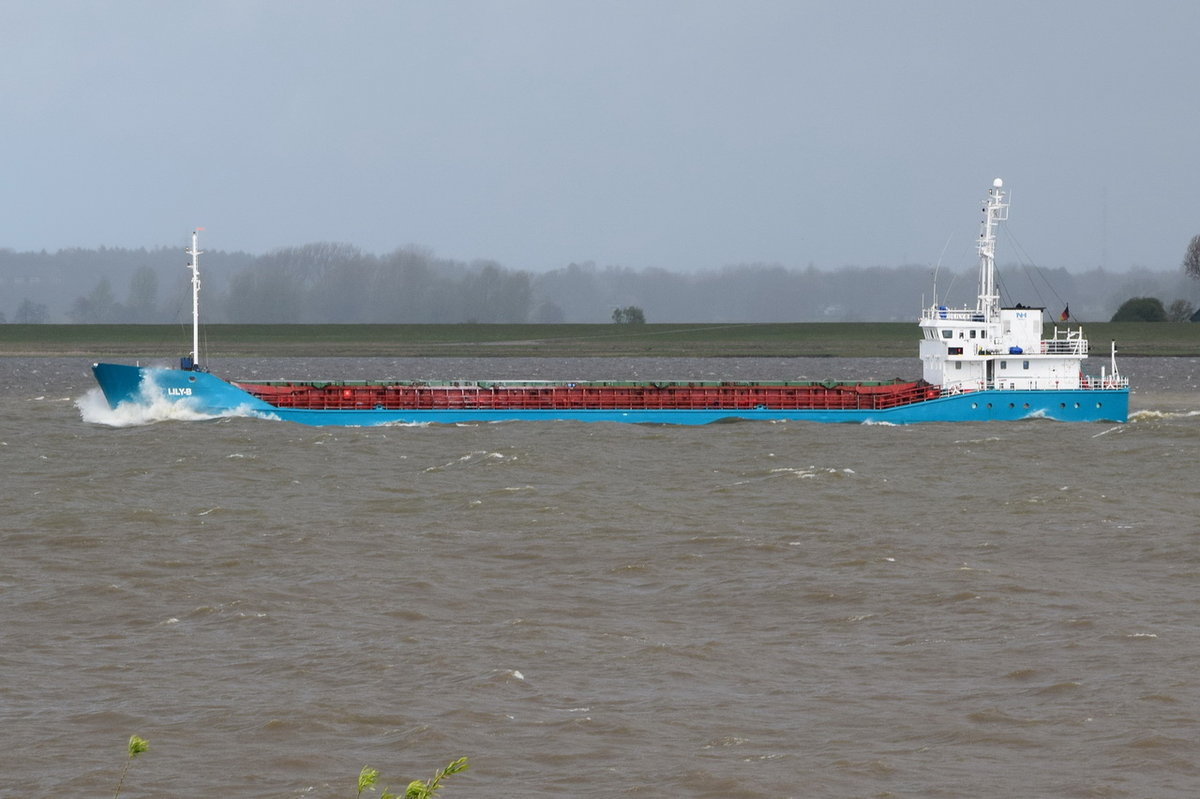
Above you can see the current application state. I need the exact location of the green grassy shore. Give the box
[2,322,1197,359]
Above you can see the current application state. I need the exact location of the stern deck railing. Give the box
[940,375,1128,396]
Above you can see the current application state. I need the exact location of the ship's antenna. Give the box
[930,234,953,303]
[185,229,204,370]
[978,178,1009,319]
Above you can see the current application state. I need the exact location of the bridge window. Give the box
[942,329,953,339]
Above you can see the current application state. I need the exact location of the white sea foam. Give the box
[1091,424,1123,438]
[1130,409,1200,421]
[75,379,250,428]
[427,450,517,471]
[768,467,817,479]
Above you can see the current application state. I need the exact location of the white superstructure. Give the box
[918,179,1125,393]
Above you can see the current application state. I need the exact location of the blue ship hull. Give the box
[91,363,1129,426]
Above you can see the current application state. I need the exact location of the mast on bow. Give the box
[184,229,203,370]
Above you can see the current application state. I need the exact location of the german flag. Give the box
[1060,305,1070,321]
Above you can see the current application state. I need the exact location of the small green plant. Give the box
[113,735,149,799]
[358,766,380,798]
[361,756,469,799]
[401,756,468,799]
[110,734,466,799]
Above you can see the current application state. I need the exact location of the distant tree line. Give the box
[1105,236,1200,321]
[611,306,646,324]
[2,240,1199,324]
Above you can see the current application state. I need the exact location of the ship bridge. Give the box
[916,179,1125,394]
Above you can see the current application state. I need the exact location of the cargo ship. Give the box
[91,179,1129,426]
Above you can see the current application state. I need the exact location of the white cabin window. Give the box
[1023,360,1030,369]
[1000,360,1007,369]
[942,330,953,339]
[970,330,977,339]
[955,362,962,370]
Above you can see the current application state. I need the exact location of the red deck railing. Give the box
[236,380,942,413]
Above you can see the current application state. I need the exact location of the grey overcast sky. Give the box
[4,0,1198,272]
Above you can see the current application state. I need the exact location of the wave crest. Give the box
[76,381,246,427]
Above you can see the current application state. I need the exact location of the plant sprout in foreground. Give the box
[359,756,469,799]
[109,733,466,799]
[113,735,149,799]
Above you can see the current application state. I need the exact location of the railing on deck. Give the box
[237,380,945,413]
[1040,338,1087,355]
[923,307,985,322]
[1080,375,1129,390]
[940,375,1128,396]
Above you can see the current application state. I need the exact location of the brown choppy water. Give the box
[2,355,1200,798]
